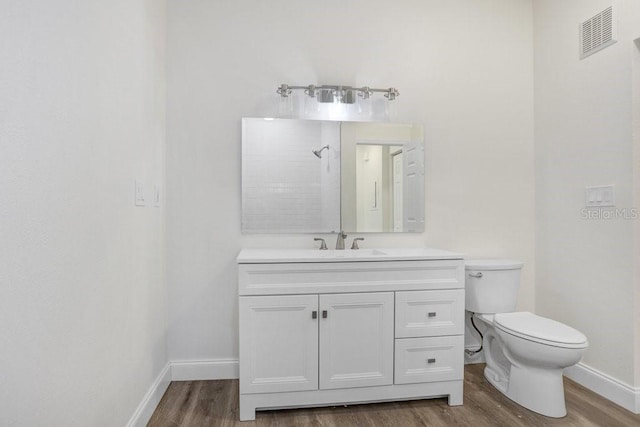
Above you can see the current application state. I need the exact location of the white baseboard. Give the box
[126,359,238,426]
[564,362,640,414]
[126,363,171,427]
[132,358,640,424]
[171,358,239,381]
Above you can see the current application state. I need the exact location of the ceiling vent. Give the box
[580,6,616,59]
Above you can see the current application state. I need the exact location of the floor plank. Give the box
[148,364,640,426]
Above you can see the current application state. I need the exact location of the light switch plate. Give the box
[585,185,615,207]
[135,180,145,206]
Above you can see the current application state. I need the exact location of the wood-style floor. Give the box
[148,364,640,426]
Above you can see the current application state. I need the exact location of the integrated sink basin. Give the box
[317,248,387,258]
[237,247,463,264]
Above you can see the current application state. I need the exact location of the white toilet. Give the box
[465,259,588,418]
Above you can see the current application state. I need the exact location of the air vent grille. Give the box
[580,6,616,59]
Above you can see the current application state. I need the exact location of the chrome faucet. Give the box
[335,230,347,250]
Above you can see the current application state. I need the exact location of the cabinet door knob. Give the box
[312,311,317,319]
[322,310,328,319]
[427,358,436,364]
[427,312,437,317]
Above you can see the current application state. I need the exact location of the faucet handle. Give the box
[351,237,364,250]
[314,238,328,250]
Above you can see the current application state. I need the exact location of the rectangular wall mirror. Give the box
[242,118,424,233]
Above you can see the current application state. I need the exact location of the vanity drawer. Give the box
[395,289,464,338]
[394,336,464,385]
[239,260,464,296]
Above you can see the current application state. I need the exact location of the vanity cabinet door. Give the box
[239,295,319,394]
[319,292,394,390]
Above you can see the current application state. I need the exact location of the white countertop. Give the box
[237,247,464,264]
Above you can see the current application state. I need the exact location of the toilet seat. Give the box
[494,312,588,349]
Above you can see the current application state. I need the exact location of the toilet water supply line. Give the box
[465,312,484,356]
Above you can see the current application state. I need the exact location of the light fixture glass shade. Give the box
[278,94,294,116]
[317,89,335,103]
[275,83,397,121]
[343,89,357,104]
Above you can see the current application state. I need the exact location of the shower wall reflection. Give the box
[241,119,341,233]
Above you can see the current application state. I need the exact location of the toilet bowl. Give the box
[466,260,588,418]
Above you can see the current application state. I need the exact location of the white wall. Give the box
[0,1,167,425]
[629,0,640,393]
[534,0,637,386]
[167,0,534,364]
[633,26,640,391]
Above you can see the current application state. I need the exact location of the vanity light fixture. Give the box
[277,84,399,104]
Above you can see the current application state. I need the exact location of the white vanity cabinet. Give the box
[237,248,465,421]
[240,292,394,395]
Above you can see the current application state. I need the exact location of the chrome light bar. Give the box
[276,84,399,104]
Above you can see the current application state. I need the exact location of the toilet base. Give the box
[506,365,567,418]
[483,365,508,395]
[486,364,567,418]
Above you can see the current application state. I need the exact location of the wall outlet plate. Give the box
[585,185,614,207]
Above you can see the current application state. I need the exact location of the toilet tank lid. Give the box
[465,259,524,270]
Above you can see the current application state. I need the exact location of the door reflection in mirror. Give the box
[341,122,424,233]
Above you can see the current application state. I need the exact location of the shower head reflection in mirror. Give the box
[312,145,330,159]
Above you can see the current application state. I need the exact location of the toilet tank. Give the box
[465,259,524,314]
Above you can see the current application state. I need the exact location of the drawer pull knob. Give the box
[427,312,437,317]
[469,272,483,278]
[312,311,317,319]
[322,310,328,319]
[427,358,436,364]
